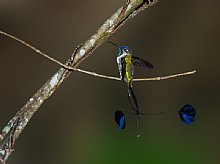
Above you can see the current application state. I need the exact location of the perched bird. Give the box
[108,41,153,110]
[116,45,153,110]
[108,41,153,137]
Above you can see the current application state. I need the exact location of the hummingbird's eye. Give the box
[124,48,129,53]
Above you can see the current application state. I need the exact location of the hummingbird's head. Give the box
[118,46,132,56]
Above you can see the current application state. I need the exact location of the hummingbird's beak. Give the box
[107,41,119,47]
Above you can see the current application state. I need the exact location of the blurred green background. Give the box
[0,0,220,163]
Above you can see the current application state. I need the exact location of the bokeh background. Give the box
[0,0,220,163]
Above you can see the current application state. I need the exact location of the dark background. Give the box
[0,0,220,163]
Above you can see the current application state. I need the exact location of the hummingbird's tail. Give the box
[127,84,141,137]
[136,113,141,138]
[127,84,139,113]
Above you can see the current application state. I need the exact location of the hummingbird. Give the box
[108,41,153,137]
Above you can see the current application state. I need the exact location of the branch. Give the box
[0,30,196,82]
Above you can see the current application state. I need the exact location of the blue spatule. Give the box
[115,110,126,130]
[178,104,196,125]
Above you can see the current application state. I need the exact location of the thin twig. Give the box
[69,69,197,81]
[133,70,197,81]
[0,30,196,82]
[0,30,71,71]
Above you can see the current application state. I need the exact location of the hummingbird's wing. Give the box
[131,56,153,70]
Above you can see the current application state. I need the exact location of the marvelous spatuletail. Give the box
[108,41,153,137]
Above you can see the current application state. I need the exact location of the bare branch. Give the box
[0,30,196,82]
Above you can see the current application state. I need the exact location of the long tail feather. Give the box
[127,84,142,137]
[141,110,176,116]
[127,84,139,112]
[136,113,141,138]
